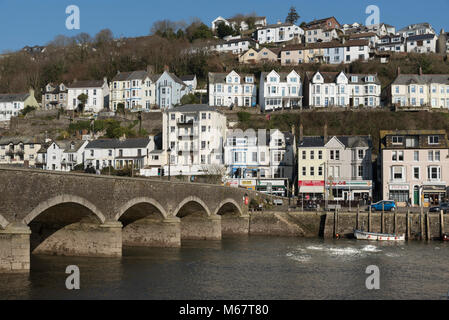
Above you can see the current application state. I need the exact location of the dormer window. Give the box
[315,74,321,81]
[227,77,232,83]
[428,136,439,145]
[392,136,403,144]
[351,76,358,82]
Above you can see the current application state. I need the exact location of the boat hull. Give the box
[354,230,405,241]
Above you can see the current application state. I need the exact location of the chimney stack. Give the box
[164,65,170,72]
[419,66,423,76]
[324,123,328,143]
[397,67,401,76]
[299,123,304,143]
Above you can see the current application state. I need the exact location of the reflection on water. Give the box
[1,237,449,300]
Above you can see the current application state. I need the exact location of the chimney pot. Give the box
[299,123,304,142]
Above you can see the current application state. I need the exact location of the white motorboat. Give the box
[354,230,405,241]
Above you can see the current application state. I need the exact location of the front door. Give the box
[413,186,419,206]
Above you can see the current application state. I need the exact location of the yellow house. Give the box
[239,47,279,64]
[297,131,328,200]
[280,43,325,65]
[390,70,449,108]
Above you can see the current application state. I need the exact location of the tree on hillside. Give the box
[285,6,300,24]
[77,93,88,113]
[216,22,235,39]
[94,29,114,45]
[185,20,213,42]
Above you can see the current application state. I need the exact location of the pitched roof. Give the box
[208,71,255,84]
[0,93,30,103]
[298,135,372,148]
[260,70,300,82]
[392,74,449,85]
[68,80,105,88]
[168,104,219,113]
[0,136,41,145]
[180,75,196,82]
[405,34,436,42]
[281,39,369,51]
[85,137,151,149]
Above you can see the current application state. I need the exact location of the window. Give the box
[310,151,314,160]
[302,150,306,160]
[392,136,403,144]
[358,149,364,160]
[252,152,257,162]
[335,150,340,160]
[302,166,306,176]
[392,166,404,181]
[310,166,314,176]
[414,151,419,161]
[358,165,363,177]
[428,166,441,181]
[318,150,322,160]
[435,151,440,161]
[413,167,420,179]
[428,151,434,161]
[428,136,439,144]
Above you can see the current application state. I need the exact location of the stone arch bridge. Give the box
[0,168,259,272]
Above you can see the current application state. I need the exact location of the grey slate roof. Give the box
[0,136,41,145]
[85,137,150,149]
[0,93,30,103]
[261,71,300,82]
[180,75,196,82]
[208,72,254,84]
[298,136,372,148]
[68,80,105,88]
[406,34,436,42]
[169,104,219,113]
[392,74,449,85]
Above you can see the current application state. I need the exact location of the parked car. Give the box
[370,200,396,212]
[429,202,449,213]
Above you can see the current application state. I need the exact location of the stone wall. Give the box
[122,217,181,247]
[0,224,31,272]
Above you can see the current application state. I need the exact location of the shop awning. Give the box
[422,185,447,193]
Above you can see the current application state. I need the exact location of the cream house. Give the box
[259,70,303,111]
[0,136,42,167]
[390,70,449,108]
[239,47,279,64]
[208,70,257,107]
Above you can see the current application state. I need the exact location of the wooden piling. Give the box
[368,205,371,232]
[394,211,397,234]
[426,213,431,240]
[441,210,445,239]
[406,210,411,240]
[420,207,424,240]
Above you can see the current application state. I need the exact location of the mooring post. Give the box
[368,205,371,232]
[426,212,431,241]
[441,210,445,239]
[419,207,424,240]
[394,210,397,234]
[406,210,411,240]
[334,208,339,238]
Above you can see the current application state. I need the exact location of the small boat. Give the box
[443,233,449,241]
[354,230,405,241]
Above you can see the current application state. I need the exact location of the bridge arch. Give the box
[22,194,106,225]
[115,197,168,221]
[173,196,212,218]
[214,198,243,216]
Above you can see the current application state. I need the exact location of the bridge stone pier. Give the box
[0,168,252,272]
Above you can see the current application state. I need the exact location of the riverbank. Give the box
[249,211,449,241]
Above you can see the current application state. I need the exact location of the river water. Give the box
[1,236,448,300]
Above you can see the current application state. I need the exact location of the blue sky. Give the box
[0,0,448,52]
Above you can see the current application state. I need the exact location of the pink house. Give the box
[379,130,449,207]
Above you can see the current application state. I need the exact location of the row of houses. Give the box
[210,15,449,57]
[208,69,449,110]
[42,68,197,113]
[208,69,382,110]
[2,107,447,206]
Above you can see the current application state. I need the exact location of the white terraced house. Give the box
[305,71,381,108]
[208,70,257,108]
[162,104,227,177]
[0,89,39,125]
[259,70,303,111]
[389,70,449,109]
[67,78,109,113]
[256,22,304,44]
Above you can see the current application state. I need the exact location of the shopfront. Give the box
[422,184,448,207]
[298,180,324,200]
[326,180,372,202]
[388,184,409,206]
